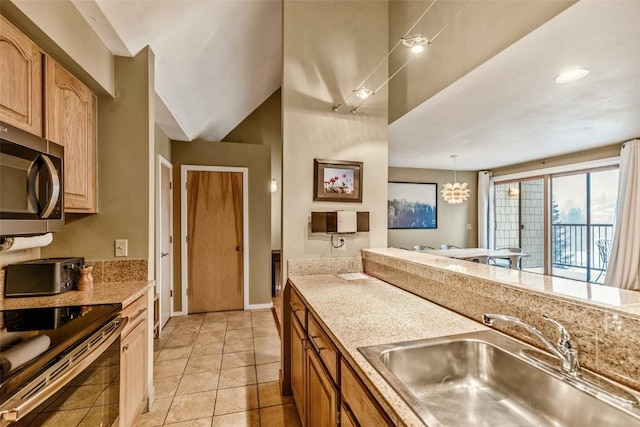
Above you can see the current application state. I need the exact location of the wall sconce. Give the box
[270,179,278,193]
[508,188,520,197]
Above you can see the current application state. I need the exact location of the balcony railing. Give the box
[551,223,614,282]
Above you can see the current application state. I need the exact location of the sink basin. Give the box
[359,330,640,426]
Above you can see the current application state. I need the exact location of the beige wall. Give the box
[42,49,155,274]
[388,167,478,249]
[155,124,172,162]
[3,0,114,95]
[388,0,575,122]
[282,1,389,276]
[171,141,271,309]
[492,143,623,177]
[223,89,282,250]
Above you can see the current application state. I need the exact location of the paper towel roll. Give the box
[0,233,53,252]
[0,334,51,375]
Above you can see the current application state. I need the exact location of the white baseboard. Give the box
[171,303,272,316]
[246,302,274,310]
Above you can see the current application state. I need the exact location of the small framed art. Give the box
[313,159,363,203]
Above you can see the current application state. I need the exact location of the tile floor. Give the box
[135,308,301,426]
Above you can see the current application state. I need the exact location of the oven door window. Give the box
[18,339,121,427]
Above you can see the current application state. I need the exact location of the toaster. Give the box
[4,257,85,297]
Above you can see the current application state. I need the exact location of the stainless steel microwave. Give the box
[0,122,64,237]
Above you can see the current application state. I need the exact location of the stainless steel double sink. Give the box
[359,330,640,426]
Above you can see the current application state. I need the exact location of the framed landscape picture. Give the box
[313,159,363,202]
[388,182,437,229]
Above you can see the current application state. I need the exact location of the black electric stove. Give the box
[0,304,121,401]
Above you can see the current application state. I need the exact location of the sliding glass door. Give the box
[551,169,618,283]
[494,167,618,282]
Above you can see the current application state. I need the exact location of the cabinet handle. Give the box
[309,336,325,354]
[130,308,146,321]
[122,344,129,352]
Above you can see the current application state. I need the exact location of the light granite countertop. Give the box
[0,280,154,310]
[367,248,640,316]
[288,273,487,427]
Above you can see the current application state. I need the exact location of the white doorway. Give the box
[180,165,249,313]
[157,155,173,329]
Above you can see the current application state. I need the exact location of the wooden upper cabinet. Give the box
[0,15,43,136]
[45,57,97,212]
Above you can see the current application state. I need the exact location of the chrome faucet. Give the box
[483,313,580,376]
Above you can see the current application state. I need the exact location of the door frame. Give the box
[156,155,174,325]
[180,165,250,313]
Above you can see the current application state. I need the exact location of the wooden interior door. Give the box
[187,170,243,313]
[159,161,172,327]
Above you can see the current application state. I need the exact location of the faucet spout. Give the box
[483,313,580,375]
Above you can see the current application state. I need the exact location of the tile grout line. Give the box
[150,310,282,426]
[211,319,226,421]
[252,321,262,426]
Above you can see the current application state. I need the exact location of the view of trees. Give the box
[552,199,576,266]
[388,199,436,229]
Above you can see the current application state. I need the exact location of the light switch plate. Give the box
[115,239,128,257]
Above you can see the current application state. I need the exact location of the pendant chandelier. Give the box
[441,155,470,204]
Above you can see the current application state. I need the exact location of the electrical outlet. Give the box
[338,237,346,251]
[467,223,472,230]
[115,239,128,257]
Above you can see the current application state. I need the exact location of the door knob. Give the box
[160,252,169,257]
[236,246,243,251]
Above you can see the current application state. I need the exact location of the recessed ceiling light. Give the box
[555,69,589,84]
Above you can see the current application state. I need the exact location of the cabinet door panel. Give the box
[46,57,96,212]
[340,403,359,427]
[307,349,337,427]
[120,319,147,427]
[0,15,43,136]
[341,360,392,426]
[291,314,306,424]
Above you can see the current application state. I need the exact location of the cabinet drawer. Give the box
[121,295,148,337]
[290,289,307,330]
[341,360,392,427]
[307,314,338,382]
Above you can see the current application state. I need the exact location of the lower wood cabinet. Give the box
[287,286,392,426]
[307,348,337,426]
[291,314,307,424]
[341,359,392,426]
[119,294,149,427]
[340,403,358,427]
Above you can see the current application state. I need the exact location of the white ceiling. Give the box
[73,0,282,142]
[73,1,640,171]
[389,0,640,171]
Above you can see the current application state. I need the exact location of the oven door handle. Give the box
[0,316,128,426]
[38,154,61,219]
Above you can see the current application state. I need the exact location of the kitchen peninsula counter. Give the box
[287,273,487,427]
[0,280,154,310]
